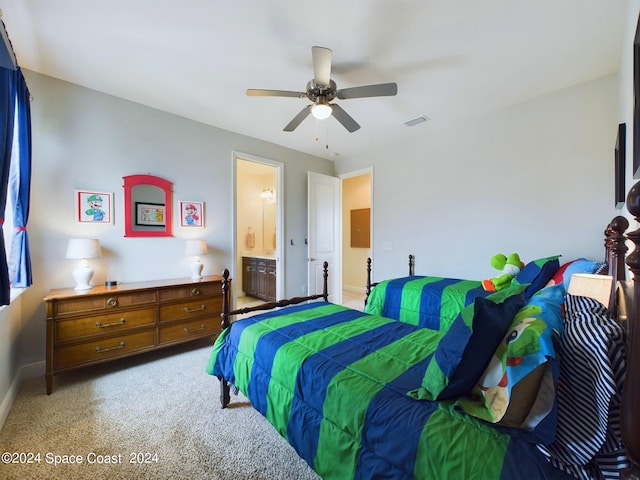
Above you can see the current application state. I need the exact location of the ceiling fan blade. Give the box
[312,46,332,87]
[247,89,307,98]
[337,82,398,100]
[283,105,312,132]
[330,104,360,133]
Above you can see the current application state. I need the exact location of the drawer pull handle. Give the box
[191,287,201,296]
[96,341,125,353]
[184,324,206,334]
[95,318,126,328]
[106,298,118,307]
[184,305,205,313]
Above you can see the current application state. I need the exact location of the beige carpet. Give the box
[0,340,321,480]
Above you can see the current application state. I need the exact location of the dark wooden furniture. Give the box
[622,182,640,478]
[242,256,276,301]
[218,262,328,408]
[44,275,223,394]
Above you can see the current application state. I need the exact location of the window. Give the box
[0,66,32,304]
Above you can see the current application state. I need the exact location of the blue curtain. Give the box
[0,66,16,304]
[9,68,32,288]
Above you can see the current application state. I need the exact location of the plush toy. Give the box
[482,253,524,292]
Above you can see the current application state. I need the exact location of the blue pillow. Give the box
[515,256,561,299]
[561,259,599,290]
[408,285,526,401]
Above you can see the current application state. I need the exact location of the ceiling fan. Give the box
[246,46,398,133]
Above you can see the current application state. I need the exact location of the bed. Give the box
[363,252,587,330]
[206,207,640,479]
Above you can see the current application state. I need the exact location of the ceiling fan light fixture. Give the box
[311,103,332,120]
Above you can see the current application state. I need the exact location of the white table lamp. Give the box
[65,238,102,291]
[185,240,208,279]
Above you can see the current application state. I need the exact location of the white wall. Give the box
[2,71,333,405]
[0,297,21,426]
[336,74,621,282]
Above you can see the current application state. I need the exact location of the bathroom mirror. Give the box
[123,174,173,237]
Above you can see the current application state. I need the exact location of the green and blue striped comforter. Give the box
[206,302,570,480]
[364,276,491,330]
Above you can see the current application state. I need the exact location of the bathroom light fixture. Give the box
[311,103,332,120]
[185,240,208,279]
[260,188,275,200]
[65,238,102,291]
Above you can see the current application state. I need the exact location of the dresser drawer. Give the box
[54,330,156,369]
[158,297,222,323]
[158,317,220,345]
[56,307,156,341]
[53,291,157,317]
[157,282,222,302]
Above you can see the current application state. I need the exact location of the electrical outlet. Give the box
[301,285,307,294]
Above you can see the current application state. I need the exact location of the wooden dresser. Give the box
[44,275,223,394]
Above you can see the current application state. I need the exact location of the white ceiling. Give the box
[0,0,629,161]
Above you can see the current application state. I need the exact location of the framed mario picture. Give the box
[179,201,204,227]
[75,190,114,224]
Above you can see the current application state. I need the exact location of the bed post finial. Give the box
[366,258,373,301]
[607,216,629,279]
[623,182,640,476]
[221,268,231,330]
[322,261,329,301]
[606,216,629,313]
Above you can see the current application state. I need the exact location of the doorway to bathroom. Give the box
[233,152,283,309]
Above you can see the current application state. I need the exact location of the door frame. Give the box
[339,167,374,294]
[232,151,284,307]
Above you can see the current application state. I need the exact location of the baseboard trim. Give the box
[343,285,366,294]
[0,361,45,430]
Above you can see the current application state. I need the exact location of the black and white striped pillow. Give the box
[537,294,628,477]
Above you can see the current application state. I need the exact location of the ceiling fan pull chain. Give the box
[325,121,329,150]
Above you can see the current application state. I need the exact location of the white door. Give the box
[308,172,342,303]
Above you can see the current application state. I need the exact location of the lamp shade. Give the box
[185,240,208,257]
[65,238,102,259]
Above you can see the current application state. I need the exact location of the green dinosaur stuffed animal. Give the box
[482,253,524,292]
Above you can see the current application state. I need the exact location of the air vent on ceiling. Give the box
[404,115,429,127]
